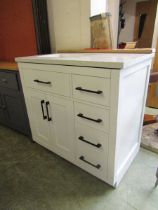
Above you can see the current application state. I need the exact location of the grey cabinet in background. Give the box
[0,69,31,136]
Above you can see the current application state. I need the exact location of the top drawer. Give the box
[72,75,110,106]
[22,69,71,97]
[0,71,18,90]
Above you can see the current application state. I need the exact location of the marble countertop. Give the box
[16,52,155,69]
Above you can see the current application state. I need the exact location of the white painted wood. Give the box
[115,66,150,186]
[18,63,111,78]
[48,95,75,162]
[16,52,155,69]
[22,69,71,97]
[76,150,107,181]
[75,124,109,166]
[74,102,110,132]
[17,52,154,187]
[26,90,51,146]
[72,74,110,106]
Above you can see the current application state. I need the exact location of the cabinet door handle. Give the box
[78,136,102,148]
[41,100,47,120]
[46,101,52,121]
[34,79,51,85]
[76,87,103,94]
[77,113,102,123]
[79,156,101,169]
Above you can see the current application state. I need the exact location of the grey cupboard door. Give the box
[2,91,30,135]
[0,92,7,125]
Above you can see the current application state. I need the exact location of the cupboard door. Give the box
[27,90,51,146]
[0,92,7,125]
[48,96,75,162]
[2,91,30,134]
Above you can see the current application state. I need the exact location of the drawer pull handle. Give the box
[79,156,101,169]
[41,100,47,120]
[77,113,102,123]
[1,79,7,83]
[34,79,51,85]
[78,136,102,148]
[76,87,103,94]
[46,101,52,121]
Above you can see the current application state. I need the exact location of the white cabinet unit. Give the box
[16,52,154,187]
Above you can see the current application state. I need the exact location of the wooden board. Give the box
[146,38,158,108]
[144,114,157,125]
[146,82,158,108]
[90,13,113,49]
[0,62,18,71]
[58,48,155,54]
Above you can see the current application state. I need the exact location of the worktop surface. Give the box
[0,62,18,71]
[16,53,154,69]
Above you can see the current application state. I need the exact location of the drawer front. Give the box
[75,124,108,158]
[74,102,109,132]
[22,69,71,97]
[76,151,107,181]
[0,72,18,90]
[72,74,110,106]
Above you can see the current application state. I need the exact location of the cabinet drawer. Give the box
[72,74,110,106]
[75,124,108,157]
[22,69,71,97]
[74,102,109,132]
[76,151,107,181]
[0,72,18,90]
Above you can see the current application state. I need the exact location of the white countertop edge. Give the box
[15,53,155,70]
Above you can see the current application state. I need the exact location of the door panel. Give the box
[0,92,7,125]
[2,91,30,134]
[48,96,74,162]
[134,0,157,48]
[27,90,51,145]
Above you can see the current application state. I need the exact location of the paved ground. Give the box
[0,125,158,210]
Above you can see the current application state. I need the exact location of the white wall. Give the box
[91,0,107,16]
[47,0,91,52]
[47,0,119,51]
[107,0,120,48]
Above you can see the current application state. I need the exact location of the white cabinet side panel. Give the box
[115,64,151,185]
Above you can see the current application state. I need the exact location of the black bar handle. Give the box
[46,101,52,121]
[76,87,103,94]
[41,100,47,120]
[78,136,102,148]
[79,156,101,169]
[77,113,102,123]
[34,79,51,85]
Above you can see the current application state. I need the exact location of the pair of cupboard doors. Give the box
[27,89,74,162]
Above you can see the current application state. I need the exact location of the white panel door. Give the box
[27,90,51,147]
[47,96,75,162]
